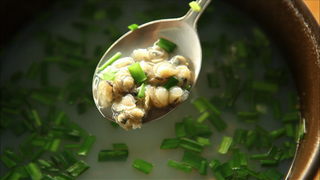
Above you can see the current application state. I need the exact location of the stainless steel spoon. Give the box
[92,0,211,125]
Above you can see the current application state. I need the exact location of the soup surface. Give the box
[0,0,301,179]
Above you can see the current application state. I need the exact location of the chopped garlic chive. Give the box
[132,158,153,174]
[156,38,176,53]
[128,23,139,31]
[218,136,233,154]
[167,159,192,173]
[99,52,121,71]
[128,62,147,84]
[189,1,202,12]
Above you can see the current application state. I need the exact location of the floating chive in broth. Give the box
[0,0,302,179]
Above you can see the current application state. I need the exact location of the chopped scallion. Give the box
[77,134,96,156]
[128,62,147,84]
[98,150,128,162]
[99,52,121,71]
[189,1,202,12]
[179,138,204,153]
[128,23,139,31]
[167,159,191,173]
[156,38,176,53]
[132,158,153,174]
[163,76,179,90]
[160,138,180,149]
[137,83,146,98]
[181,150,206,170]
[66,160,90,177]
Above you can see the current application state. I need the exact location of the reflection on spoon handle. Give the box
[181,0,212,29]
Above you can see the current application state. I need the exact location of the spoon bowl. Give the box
[93,0,211,124]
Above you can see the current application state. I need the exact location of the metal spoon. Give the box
[92,0,211,125]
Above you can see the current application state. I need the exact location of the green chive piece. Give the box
[3,149,23,162]
[189,1,202,12]
[195,124,213,136]
[282,112,300,123]
[299,118,306,140]
[31,139,47,147]
[193,97,221,115]
[285,123,295,138]
[64,144,80,149]
[196,137,211,146]
[217,162,233,178]
[232,148,241,170]
[213,171,225,180]
[67,122,86,138]
[38,159,51,168]
[272,99,282,120]
[49,139,61,152]
[179,138,204,153]
[128,23,139,31]
[55,173,74,180]
[66,160,90,177]
[192,97,207,113]
[77,134,96,156]
[14,166,29,178]
[30,148,44,162]
[27,62,41,80]
[245,131,259,150]
[31,109,41,127]
[99,52,121,71]
[112,143,128,150]
[19,146,33,158]
[98,150,129,162]
[25,162,43,180]
[175,122,186,138]
[132,158,153,174]
[156,38,176,53]
[236,171,249,179]
[254,125,268,136]
[183,116,197,138]
[221,79,240,99]
[269,128,285,140]
[197,111,210,124]
[181,151,206,170]
[58,149,78,169]
[249,154,268,160]
[100,66,118,81]
[128,62,147,84]
[0,171,12,180]
[200,160,207,175]
[137,83,146,98]
[7,172,22,179]
[233,129,248,144]
[252,81,279,93]
[167,159,191,173]
[209,158,221,171]
[163,76,179,90]
[264,168,284,180]
[1,155,17,168]
[43,173,55,180]
[237,111,259,123]
[54,110,67,125]
[260,159,278,166]
[207,72,220,88]
[242,166,260,179]
[218,136,233,154]
[240,153,248,166]
[63,129,81,142]
[208,114,227,132]
[160,138,180,149]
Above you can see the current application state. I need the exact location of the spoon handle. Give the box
[181,0,212,29]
